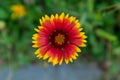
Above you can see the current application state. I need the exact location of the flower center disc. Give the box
[55,33,65,45]
[49,30,68,48]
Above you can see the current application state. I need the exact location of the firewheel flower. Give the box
[11,4,27,19]
[32,13,87,66]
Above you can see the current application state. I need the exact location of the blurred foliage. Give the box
[0,0,120,79]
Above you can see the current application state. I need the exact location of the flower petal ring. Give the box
[32,12,87,66]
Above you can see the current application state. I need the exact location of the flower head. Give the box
[11,4,27,19]
[32,13,87,66]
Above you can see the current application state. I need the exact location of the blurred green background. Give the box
[0,0,120,80]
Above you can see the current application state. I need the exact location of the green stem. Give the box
[87,0,94,13]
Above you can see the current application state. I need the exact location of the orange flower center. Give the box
[49,30,68,48]
[55,33,65,45]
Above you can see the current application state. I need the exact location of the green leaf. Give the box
[0,8,8,19]
[110,63,119,74]
[89,34,103,54]
[96,29,117,42]
[113,47,120,55]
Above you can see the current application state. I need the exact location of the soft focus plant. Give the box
[0,0,120,79]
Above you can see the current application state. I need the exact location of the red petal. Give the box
[63,44,76,60]
[63,18,76,32]
[53,19,63,30]
[42,20,56,33]
[40,45,51,56]
[70,38,83,46]
[57,49,63,62]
